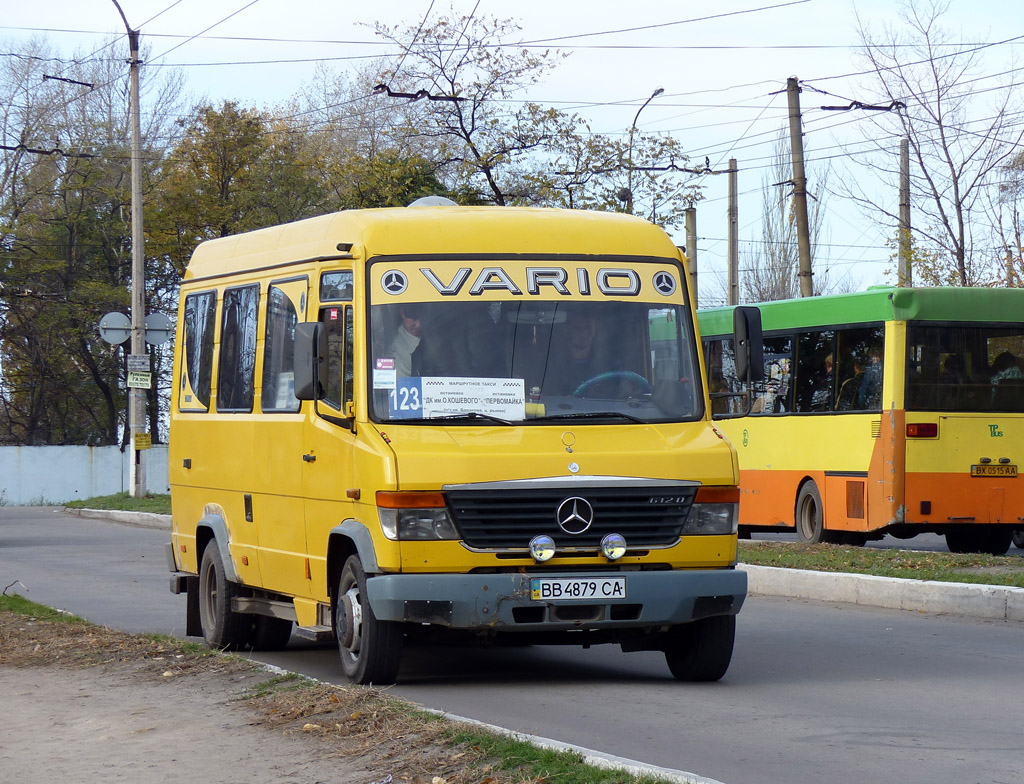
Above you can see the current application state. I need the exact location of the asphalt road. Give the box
[2,507,1022,784]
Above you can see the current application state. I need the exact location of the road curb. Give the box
[744,563,1024,622]
[66,508,172,531]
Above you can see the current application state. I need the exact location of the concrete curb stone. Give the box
[744,563,1024,622]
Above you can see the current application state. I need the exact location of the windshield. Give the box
[368,267,703,424]
[907,323,1024,412]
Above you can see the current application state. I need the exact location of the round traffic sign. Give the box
[98,311,131,345]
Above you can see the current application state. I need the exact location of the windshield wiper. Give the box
[531,411,647,424]
[395,412,514,426]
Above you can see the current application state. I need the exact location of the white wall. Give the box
[0,445,170,505]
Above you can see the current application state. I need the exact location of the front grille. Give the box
[447,486,695,549]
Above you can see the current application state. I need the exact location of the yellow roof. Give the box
[183,206,680,281]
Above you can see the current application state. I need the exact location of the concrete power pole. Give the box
[898,137,912,287]
[786,77,814,298]
[114,0,147,498]
[728,158,739,306]
[684,207,698,307]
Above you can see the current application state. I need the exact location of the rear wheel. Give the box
[664,615,736,682]
[335,555,404,684]
[795,482,827,543]
[251,616,293,651]
[198,541,251,650]
[946,527,1013,555]
[1012,529,1024,550]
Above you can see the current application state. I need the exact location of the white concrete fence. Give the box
[0,445,170,505]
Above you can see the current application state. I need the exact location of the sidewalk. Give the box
[67,507,1024,622]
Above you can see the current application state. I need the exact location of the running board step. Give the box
[295,625,334,642]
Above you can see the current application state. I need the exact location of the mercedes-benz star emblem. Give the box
[381,269,408,295]
[653,270,676,296]
[556,496,594,535]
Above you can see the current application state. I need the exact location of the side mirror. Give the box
[294,322,326,400]
[733,306,764,384]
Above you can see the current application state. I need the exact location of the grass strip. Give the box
[739,540,1024,589]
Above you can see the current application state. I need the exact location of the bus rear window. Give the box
[907,324,1024,412]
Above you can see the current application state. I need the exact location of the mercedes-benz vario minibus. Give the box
[167,202,760,683]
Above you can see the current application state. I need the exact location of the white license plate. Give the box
[530,577,626,601]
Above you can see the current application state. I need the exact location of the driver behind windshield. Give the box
[545,308,605,395]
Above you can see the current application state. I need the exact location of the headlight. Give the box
[682,486,740,536]
[376,491,458,541]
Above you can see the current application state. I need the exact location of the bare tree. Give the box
[742,131,841,302]
[851,0,1024,286]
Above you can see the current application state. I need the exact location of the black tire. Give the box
[251,616,293,651]
[335,555,404,684]
[1012,529,1024,550]
[946,527,1013,555]
[198,541,251,650]
[664,615,736,682]
[795,481,827,544]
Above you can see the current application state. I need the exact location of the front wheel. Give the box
[664,615,736,682]
[1012,529,1024,550]
[198,541,251,650]
[335,556,404,684]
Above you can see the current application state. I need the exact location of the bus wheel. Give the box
[664,615,736,682]
[946,527,1012,555]
[251,616,293,651]
[795,482,827,544]
[198,541,251,650]
[335,556,404,684]
[1012,529,1024,550]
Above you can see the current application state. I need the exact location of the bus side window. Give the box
[320,305,352,412]
[752,337,792,414]
[216,284,260,412]
[794,330,834,413]
[180,290,217,411]
[835,326,884,411]
[262,283,305,413]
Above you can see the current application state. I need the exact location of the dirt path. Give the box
[0,666,377,784]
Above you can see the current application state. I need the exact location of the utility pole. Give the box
[684,207,698,306]
[786,77,813,298]
[727,158,739,306]
[898,137,912,287]
[113,0,147,498]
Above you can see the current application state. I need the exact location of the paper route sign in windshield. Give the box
[389,377,526,420]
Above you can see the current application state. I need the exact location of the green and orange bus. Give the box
[699,287,1024,555]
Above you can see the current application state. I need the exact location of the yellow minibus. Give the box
[167,201,760,683]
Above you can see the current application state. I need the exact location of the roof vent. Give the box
[407,195,458,207]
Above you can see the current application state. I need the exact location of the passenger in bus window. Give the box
[855,347,883,410]
[990,351,1024,407]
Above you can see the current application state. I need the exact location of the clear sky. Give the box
[3,0,1021,304]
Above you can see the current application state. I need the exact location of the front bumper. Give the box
[366,568,746,631]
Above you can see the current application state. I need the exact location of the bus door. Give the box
[302,296,358,599]
[254,277,312,598]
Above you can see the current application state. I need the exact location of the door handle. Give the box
[302,453,317,463]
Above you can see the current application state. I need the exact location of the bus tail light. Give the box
[375,491,458,541]
[685,486,740,535]
[907,422,938,438]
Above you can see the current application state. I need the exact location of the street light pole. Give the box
[625,87,664,215]
[112,0,147,497]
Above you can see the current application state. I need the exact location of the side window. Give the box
[180,290,216,411]
[320,304,352,411]
[217,284,260,412]
[261,282,305,413]
[705,337,741,415]
[751,336,793,415]
[794,330,835,413]
[835,326,885,411]
[320,271,353,302]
